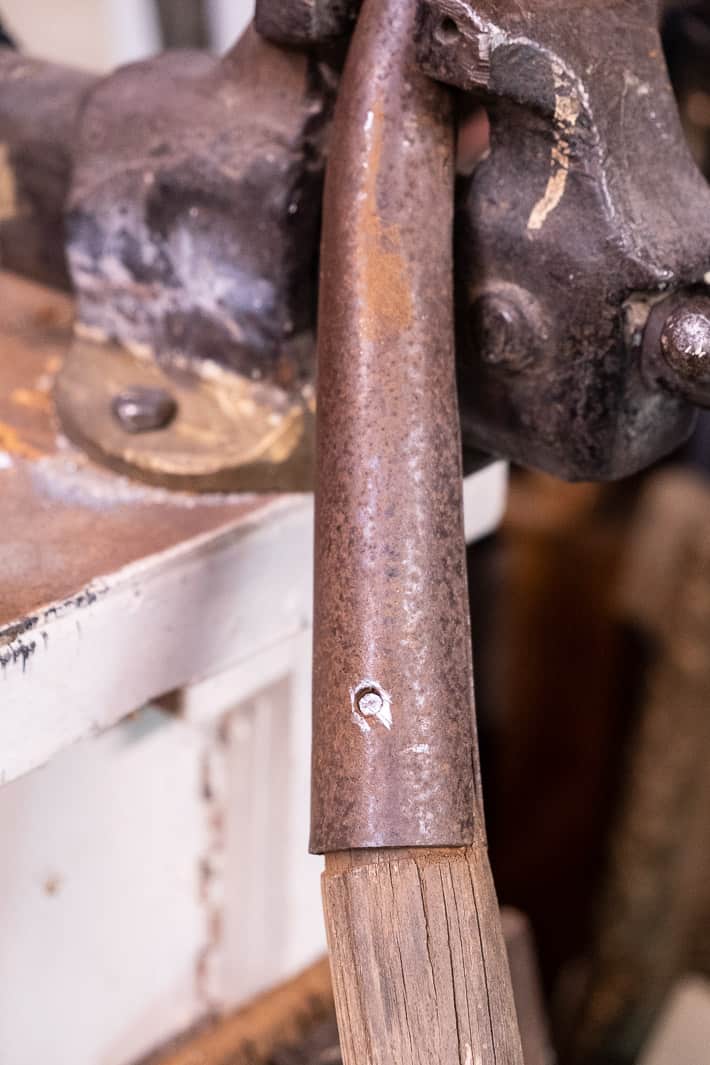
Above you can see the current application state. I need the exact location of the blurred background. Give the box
[0,0,253,70]
[0,3,709,1064]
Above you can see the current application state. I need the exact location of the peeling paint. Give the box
[195,725,228,1008]
[0,420,40,460]
[528,66,581,232]
[0,637,37,672]
[0,615,38,646]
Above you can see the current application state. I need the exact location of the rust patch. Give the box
[0,420,40,460]
[357,100,413,343]
[11,388,53,414]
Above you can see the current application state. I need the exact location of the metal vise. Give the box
[2,0,710,485]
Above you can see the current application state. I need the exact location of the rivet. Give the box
[111,387,177,434]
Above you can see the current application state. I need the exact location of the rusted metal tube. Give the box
[310,0,480,852]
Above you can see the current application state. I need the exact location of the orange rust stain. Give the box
[0,421,40,459]
[358,98,413,343]
[44,354,63,375]
[11,387,53,414]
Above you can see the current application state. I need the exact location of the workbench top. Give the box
[0,270,506,788]
[0,271,313,785]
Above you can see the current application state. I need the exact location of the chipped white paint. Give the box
[0,496,314,786]
[0,462,506,1064]
[0,631,326,1065]
[405,743,430,755]
[528,65,581,232]
[0,462,505,787]
[0,707,208,1065]
[0,451,13,470]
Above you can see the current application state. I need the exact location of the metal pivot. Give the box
[310,0,480,852]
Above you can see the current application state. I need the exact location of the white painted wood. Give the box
[1,464,506,790]
[0,707,208,1065]
[0,497,313,787]
[464,460,508,544]
[169,629,326,1012]
[0,465,506,1065]
[640,977,710,1065]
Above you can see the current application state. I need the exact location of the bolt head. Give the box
[111,387,177,434]
[660,300,710,385]
[468,291,536,372]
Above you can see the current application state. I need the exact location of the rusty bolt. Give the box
[660,298,710,385]
[111,387,177,434]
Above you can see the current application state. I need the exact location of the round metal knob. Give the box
[660,299,710,386]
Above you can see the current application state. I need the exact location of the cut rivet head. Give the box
[358,689,384,717]
[352,681,393,732]
[660,299,710,385]
[111,387,177,434]
[468,291,538,373]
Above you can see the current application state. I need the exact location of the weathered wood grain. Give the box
[323,846,524,1065]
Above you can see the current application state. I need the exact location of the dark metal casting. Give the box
[0,54,94,290]
[4,4,710,486]
[66,28,332,388]
[416,0,710,480]
[309,0,480,852]
[255,0,361,46]
[0,29,334,490]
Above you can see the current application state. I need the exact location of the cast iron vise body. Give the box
[1,0,709,487]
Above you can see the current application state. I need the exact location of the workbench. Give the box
[0,271,507,1065]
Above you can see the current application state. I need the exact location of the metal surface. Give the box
[310,0,479,852]
[4,5,710,488]
[0,270,270,631]
[0,53,95,289]
[660,298,710,400]
[416,0,710,480]
[255,0,361,45]
[8,25,334,490]
[55,335,313,491]
[641,291,710,411]
[112,387,178,434]
[65,28,329,387]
